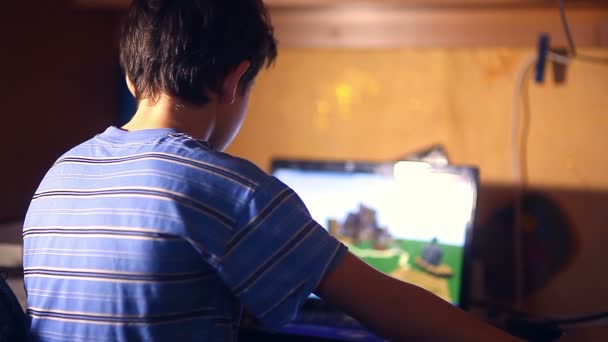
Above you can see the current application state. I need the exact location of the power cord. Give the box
[472,300,608,341]
[509,0,606,315]
[511,53,536,309]
[549,311,608,326]
[505,310,608,342]
[557,0,608,64]
[507,7,608,335]
[496,3,607,340]
[510,51,570,310]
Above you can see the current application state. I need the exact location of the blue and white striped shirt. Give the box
[23,126,347,341]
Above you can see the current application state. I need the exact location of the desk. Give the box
[559,325,608,341]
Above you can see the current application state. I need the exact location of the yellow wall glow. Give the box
[229,48,608,191]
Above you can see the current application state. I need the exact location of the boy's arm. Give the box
[314,252,520,342]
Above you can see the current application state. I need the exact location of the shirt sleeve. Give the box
[216,176,348,330]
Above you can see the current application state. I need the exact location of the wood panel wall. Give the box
[76,0,608,48]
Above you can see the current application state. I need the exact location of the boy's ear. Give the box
[220,61,251,104]
[126,75,136,98]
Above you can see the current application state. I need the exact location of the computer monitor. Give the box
[271,159,478,309]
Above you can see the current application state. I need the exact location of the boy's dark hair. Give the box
[120,0,277,106]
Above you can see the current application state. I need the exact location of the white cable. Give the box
[510,52,570,309]
[511,54,537,309]
[548,52,571,66]
[511,54,537,188]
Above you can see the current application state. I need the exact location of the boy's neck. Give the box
[122,95,217,140]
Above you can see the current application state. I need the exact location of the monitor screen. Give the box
[272,160,478,307]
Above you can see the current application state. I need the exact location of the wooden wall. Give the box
[77,0,608,48]
[231,48,608,189]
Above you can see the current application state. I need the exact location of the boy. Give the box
[23,0,517,340]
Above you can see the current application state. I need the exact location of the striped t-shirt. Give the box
[23,126,347,342]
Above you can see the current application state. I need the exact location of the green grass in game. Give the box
[354,240,463,303]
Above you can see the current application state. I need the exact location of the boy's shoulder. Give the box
[171,134,272,188]
[60,130,273,191]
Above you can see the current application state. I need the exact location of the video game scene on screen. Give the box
[328,204,459,303]
[273,165,474,305]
